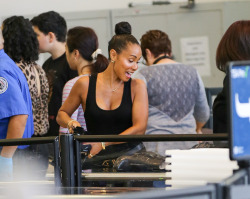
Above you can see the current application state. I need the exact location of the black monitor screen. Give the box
[229,61,250,161]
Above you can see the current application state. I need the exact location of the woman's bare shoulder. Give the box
[131,78,146,90]
[71,75,90,93]
[75,75,89,86]
[130,78,147,101]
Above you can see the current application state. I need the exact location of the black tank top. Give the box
[84,74,133,135]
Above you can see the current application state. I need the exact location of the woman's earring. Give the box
[111,60,114,63]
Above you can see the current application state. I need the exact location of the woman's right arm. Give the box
[59,79,79,134]
[56,77,88,133]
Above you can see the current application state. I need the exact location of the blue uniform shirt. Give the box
[0,49,33,149]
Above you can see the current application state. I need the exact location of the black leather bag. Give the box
[113,151,165,172]
[81,143,146,172]
[73,127,146,172]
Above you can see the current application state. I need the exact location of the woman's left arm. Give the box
[121,78,148,135]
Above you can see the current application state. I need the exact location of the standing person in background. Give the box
[57,22,148,171]
[135,29,209,156]
[59,26,108,134]
[0,29,33,181]
[31,11,78,137]
[213,20,250,135]
[2,16,49,178]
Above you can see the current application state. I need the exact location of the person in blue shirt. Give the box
[0,29,34,181]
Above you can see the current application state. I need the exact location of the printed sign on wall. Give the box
[180,36,211,76]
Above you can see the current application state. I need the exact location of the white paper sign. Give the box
[180,36,211,76]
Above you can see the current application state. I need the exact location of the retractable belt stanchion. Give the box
[60,134,75,188]
[74,138,82,187]
[53,136,61,187]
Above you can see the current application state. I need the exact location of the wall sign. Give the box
[180,36,211,76]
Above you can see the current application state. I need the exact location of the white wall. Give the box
[0,0,245,22]
[2,0,249,87]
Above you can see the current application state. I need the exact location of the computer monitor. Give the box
[228,61,250,161]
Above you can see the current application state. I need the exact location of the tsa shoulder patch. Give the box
[0,77,8,94]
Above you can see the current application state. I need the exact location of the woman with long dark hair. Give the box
[59,26,108,134]
[57,22,148,171]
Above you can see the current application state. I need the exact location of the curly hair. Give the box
[2,16,39,63]
[140,30,172,61]
[216,20,250,72]
[31,11,67,42]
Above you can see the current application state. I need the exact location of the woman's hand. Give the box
[67,120,81,134]
[196,128,203,143]
[84,142,103,158]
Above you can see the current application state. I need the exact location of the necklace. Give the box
[112,81,123,92]
[153,55,171,64]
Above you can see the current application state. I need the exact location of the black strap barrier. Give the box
[71,133,228,187]
[0,136,58,145]
[74,133,228,142]
[0,136,61,187]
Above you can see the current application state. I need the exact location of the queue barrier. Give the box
[5,133,250,198]
[0,136,61,187]
[60,133,228,187]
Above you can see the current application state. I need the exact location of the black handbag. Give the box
[73,127,146,172]
[113,151,165,172]
[81,142,146,172]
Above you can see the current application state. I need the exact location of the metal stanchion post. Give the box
[53,136,61,187]
[74,139,82,187]
[60,134,75,188]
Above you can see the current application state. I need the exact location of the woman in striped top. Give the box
[59,26,108,134]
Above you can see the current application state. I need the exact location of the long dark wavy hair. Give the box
[2,16,39,63]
